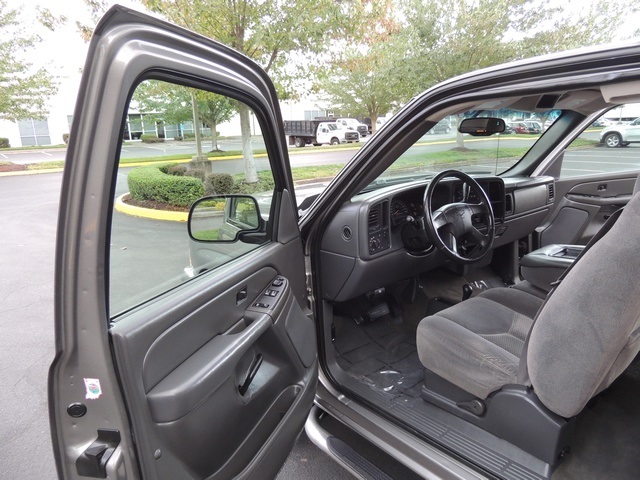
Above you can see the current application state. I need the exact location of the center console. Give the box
[520,244,585,292]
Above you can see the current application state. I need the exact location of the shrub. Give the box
[140,134,165,143]
[0,138,10,148]
[207,173,235,194]
[186,168,206,182]
[128,165,205,207]
[62,133,70,144]
[165,164,187,176]
[232,172,275,194]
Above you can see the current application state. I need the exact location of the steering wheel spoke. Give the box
[432,209,449,230]
[423,170,495,264]
[469,203,486,216]
[469,226,488,247]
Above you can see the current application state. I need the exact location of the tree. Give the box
[141,0,369,183]
[398,0,636,96]
[314,0,403,133]
[0,0,58,124]
[132,80,235,166]
[195,91,235,152]
[392,0,638,147]
[317,47,401,133]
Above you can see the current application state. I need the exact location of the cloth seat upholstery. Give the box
[417,288,543,399]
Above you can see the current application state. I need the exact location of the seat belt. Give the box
[517,207,624,385]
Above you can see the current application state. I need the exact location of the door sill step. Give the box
[306,406,396,480]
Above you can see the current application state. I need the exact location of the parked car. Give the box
[501,121,515,134]
[50,6,640,480]
[523,120,543,134]
[599,117,640,147]
[508,121,530,133]
[428,119,452,134]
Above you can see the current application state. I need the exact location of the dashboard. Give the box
[319,175,555,302]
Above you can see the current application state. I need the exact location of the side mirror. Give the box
[188,195,262,242]
[458,117,506,136]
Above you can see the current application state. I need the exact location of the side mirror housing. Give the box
[188,195,263,243]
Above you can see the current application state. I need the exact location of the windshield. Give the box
[376,108,559,183]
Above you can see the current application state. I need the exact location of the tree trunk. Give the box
[211,116,218,151]
[191,92,204,160]
[238,103,258,183]
[455,114,465,149]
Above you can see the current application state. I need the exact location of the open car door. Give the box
[49,6,316,479]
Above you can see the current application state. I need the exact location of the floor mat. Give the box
[333,315,424,403]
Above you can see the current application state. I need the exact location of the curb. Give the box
[115,194,188,222]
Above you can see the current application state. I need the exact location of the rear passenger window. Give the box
[109,80,274,316]
[561,104,640,178]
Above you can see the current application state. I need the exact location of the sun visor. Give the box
[601,81,640,104]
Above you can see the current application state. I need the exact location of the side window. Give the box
[560,104,640,178]
[109,80,274,316]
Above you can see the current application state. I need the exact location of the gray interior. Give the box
[319,169,640,478]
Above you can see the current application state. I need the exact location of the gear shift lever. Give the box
[462,283,473,301]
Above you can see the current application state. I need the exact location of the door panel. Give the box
[111,252,316,479]
[49,6,316,479]
[537,174,637,246]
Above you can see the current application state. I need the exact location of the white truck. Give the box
[283,120,359,147]
[334,117,370,137]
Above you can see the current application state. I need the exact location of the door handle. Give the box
[238,353,263,396]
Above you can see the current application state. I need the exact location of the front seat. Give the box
[416,179,640,464]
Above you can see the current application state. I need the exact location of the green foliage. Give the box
[165,164,186,176]
[141,0,367,95]
[128,165,205,207]
[0,137,9,148]
[395,0,637,97]
[207,173,235,195]
[140,134,165,143]
[0,0,58,122]
[232,171,275,194]
[185,168,206,182]
[62,133,69,144]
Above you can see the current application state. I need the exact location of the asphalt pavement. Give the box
[1,138,638,479]
[0,156,357,479]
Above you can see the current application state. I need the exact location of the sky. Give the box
[5,0,640,118]
[6,1,147,114]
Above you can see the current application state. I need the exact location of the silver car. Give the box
[600,117,640,147]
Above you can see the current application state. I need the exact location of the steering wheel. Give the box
[423,170,495,264]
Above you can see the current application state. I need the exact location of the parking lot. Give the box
[2,140,639,478]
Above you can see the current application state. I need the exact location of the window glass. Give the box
[109,80,274,316]
[371,108,556,187]
[17,119,51,146]
[560,104,640,178]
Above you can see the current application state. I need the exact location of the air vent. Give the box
[548,183,555,203]
[341,226,353,241]
[368,203,382,231]
[367,201,390,255]
[505,193,514,216]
